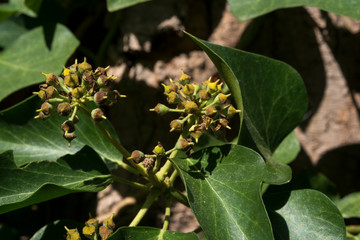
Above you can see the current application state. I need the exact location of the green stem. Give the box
[155,150,178,182]
[162,198,172,230]
[69,105,78,121]
[112,174,149,191]
[169,188,189,208]
[129,188,160,226]
[169,169,178,185]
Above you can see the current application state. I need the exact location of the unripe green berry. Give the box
[205,105,217,117]
[37,89,46,101]
[151,103,169,115]
[44,86,57,99]
[130,150,145,164]
[97,75,111,88]
[64,73,79,88]
[185,101,199,114]
[170,119,182,132]
[199,89,211,100]
[103,215,115,230]
[208,80,219,92]
[61,120,75,133]
[42,72,59,86]
[190,130,203,143]
[226,105,240,118]
[57,102,72,116]
[82,225,96,239]
[91,108,106,121]
[41,102,53,115]
[179,71,191,85]
[182,84,194,96]
[78,58,92,73]
[94,91,107,105]
[216,93,231,104]
[65,227,80,240]
[176,138,193,151]
[71,87,83,99]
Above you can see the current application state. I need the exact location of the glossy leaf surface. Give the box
[173,145,274,240]
[336,192,360,218]
[264,189,346,240]
[107,227,199,240]
[107,0,150,11]
[227,0,360,22]
[0,23,79,101]
[187,33,307,184]
[0,96,123,166]
[30,220,84,240]
[0,147,112,214]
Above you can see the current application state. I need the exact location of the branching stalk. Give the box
[112,174,149,191]
[129,188,160,226]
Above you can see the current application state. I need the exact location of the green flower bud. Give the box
[71,87,83,99]
[150,103,169,115]
[35,89,46,101]
[103,215,115,230]
[215,93,231,104]
[64,73,79,88]
[170,119,183,132]
[179,71,191,85]
[82,225,96,239]
[199,89,211,100]
[91,108,106,121]
[190,130,203,143]
[42,72,59,86]
[41,102,53,115]
[44,86,57,99]
[153,142,165,156]
[61,120,75,133]
[166,91,179,104]
[207,79,220,92]
[225,105,241,118]
[57,102,72,116]
[130,150,145,164]
[184,101,198,114]
[182,84,194,96]
[94,91,107,105]
[97,75,111,88]
[65,227,80,240]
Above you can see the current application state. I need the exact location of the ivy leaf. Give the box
[0,0,43,21]
[0,96,123,166]
[227,0,360,22]
[336,192,360,218]
[186,33,307,185]
[0,19,27,48]
[264,189,346,240]
[272,131,300,165]
[0,23,79,101]
[107,0,150,11]
[107,227,199,240]
[30,220,85,240]
[0,147,112,214]
[172,145,274,240]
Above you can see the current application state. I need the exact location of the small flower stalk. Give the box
[33,58,126,146]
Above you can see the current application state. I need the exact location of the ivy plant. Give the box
[1,0,359,239]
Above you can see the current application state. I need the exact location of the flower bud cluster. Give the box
[151,71,241,150]
[33,58,126,146]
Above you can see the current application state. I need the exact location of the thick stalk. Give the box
[129,188,160,226]
[169,188,189,208]
[162,198,172,230]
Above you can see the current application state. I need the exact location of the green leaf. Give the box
[30,220,84,240]
[172,145,274,240]
[0,23,79,101]
[107,0,150,11]
[0,96,123,166]
[0,147,112,214]
[0,0,43,20]
[336,192,360,218]
[0,19,27,48]
[227,0,360,22]
[272,131,300,164]
[264,189,346,240]
[186,33,307,184]
[107,227,199,240]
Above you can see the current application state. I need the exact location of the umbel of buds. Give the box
[150,71,241,151]
[33,58,126,146]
